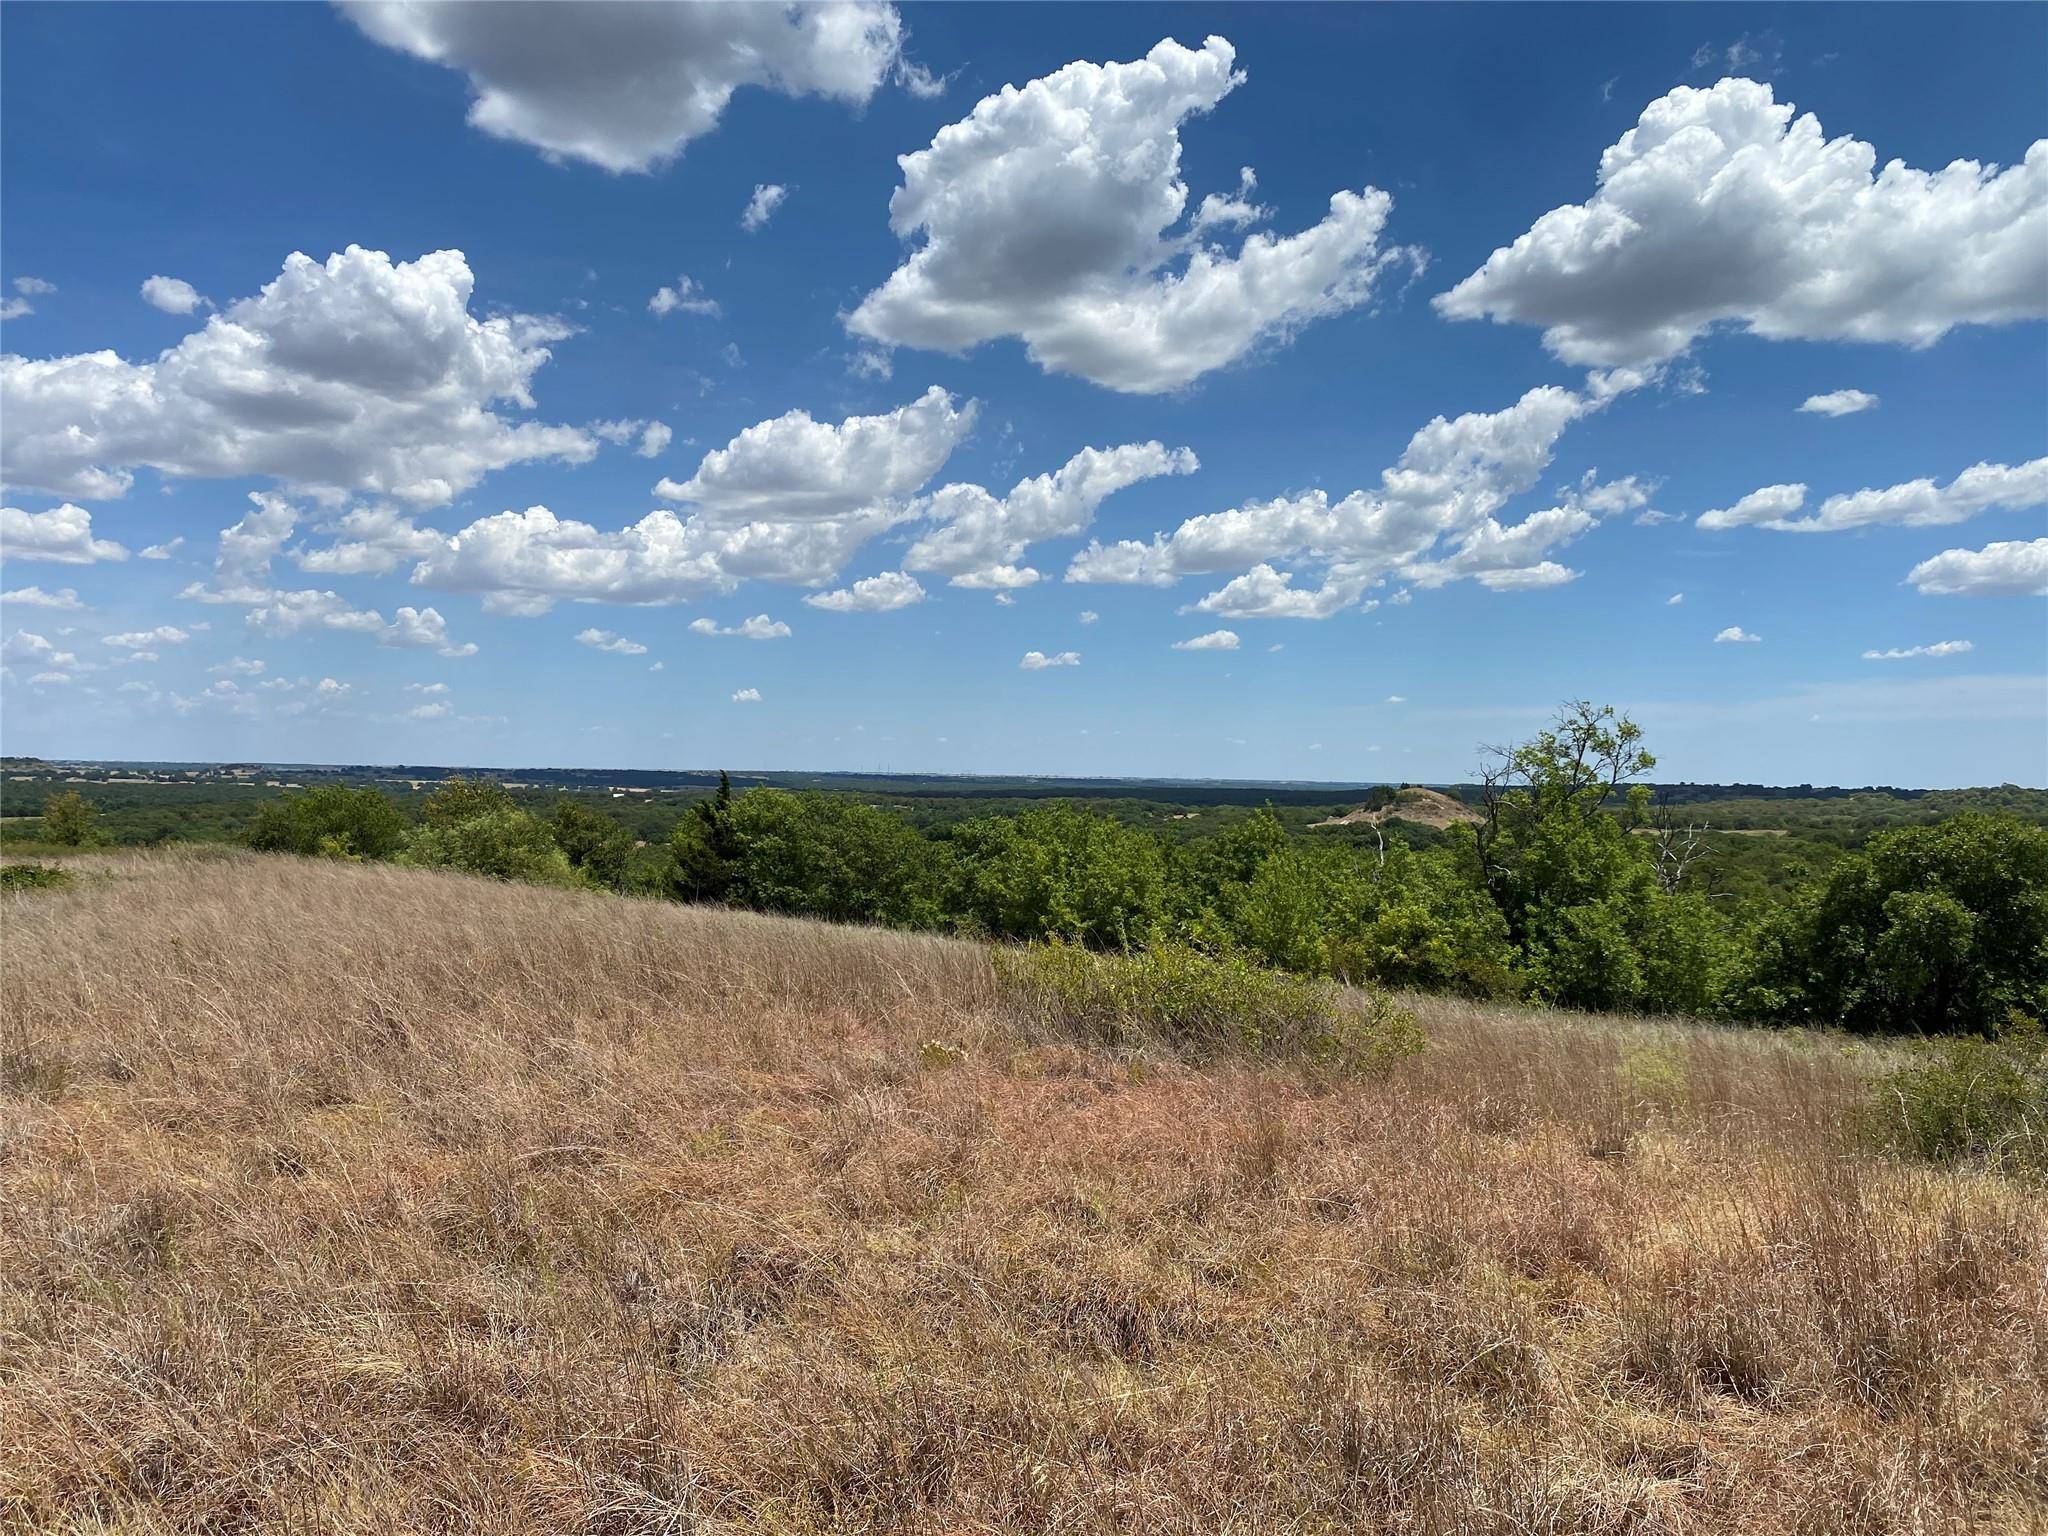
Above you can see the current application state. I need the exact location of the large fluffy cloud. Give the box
[1066,373,1644,616]
[1437,78,2047,366]
[654,386,973,520]
[1907,538,2048,597]
[904,442,1197,587]
[404,391,977,613]
[2,246,593,505]
[343,1,913,174]
[846,36,1419,393]
[0,503,128,563]
[1699,459,2048,532]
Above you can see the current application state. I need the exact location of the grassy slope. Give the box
[2,851,2043,1534]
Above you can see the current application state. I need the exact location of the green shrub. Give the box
[1866,1014,2047,1176]
[39,790,108,847]
[399,807,582,888]
[0,862,73,892]
[246,786,407,860]
[993,938,1423,1072]
[954,804,1167,948]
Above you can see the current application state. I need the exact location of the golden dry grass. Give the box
[3,849,2044,1534]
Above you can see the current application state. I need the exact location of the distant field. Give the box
[3,851,2042,1533]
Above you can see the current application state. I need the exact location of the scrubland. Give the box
[2,850,2043,1533]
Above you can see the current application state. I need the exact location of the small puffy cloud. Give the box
[1172,629,1239,651]
[1019,649,1080,669]
[1906,537,2048,597]
[1,586,84,610]
[1700,459,2048,533]
[648,275,719,317]
[1696,483,1809,531]
[804,571,925,613]
[2,629,82,671]
[731,686,763,703]
[405,681,450,695]
[576,626,648,655]
[1862,640,1974,661]
[293,504,447,577]
[3,246,593,506]
[1667,592,1684,605]
[1437,78,2047,366]
[1077,610,1099,625]
[406,701,452,720]
[847,346,893,381]
[14,277,56,296]
[690,613,790,639]
[847,36,1421,393]
[212,657,267,675]
[140,275,207,314]
[1385,694,1406,704]
[592,418,674,458]
[656,386,972,520]
[905,442,1198,588]
[140,537,184,559]
[0,503,129,564]
[1714,625,1762,643]
[1066,376,1640,617]
[104,625,191,649]
[1798,388,1879,417]
[343,1,912,174]
[243,587,476,656]
[741,183,790,232]
[0,298,34,322]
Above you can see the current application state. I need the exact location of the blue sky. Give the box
[2,2,2043,785]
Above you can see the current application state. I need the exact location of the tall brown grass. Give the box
[3,849,2043,1533]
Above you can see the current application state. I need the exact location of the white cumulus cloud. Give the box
[1714,625,1762,643]
[1,585,84,609]
[731,686,763,703]
[846,36,1421,393]
[1862,640,1974,660]
[741,183,790,232]
[140,275,207,314]
[689,613,790,639]
[1019,649,1080,670]
[1700,459,2048,533]
[1172,629,1239,651]
[1907,538,2048,597]
[343,1,913,174]
[1436,78,2046,366]
[576,626,648,655]
[0,503,129,564]
[803,570,925,613]
[1798,389,1879,417]
[3,246,593,505]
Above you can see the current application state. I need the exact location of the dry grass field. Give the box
[3,850,2044,1534]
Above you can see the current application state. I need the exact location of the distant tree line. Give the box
[223,702,2045,1038]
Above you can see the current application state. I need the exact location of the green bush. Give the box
[1748,813,2048,1035]
[548,800,635,890]
[40,790,108,848]
[1866,1014,2047,1176]
[993,938,1424,1072]
[400,807,582,887]
[954,803,1167,948]
[246,786,407,860]
[0,862,74,892]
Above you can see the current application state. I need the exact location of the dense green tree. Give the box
[1743,812,2048,1034]
[246,786,407,860]
[681,787,954,927]
[667,771,743,901]
[401,807,581,887]
[952,802,1167,948]
[420,776,517,826]
[40,790,107,847]
[548,800,635,890]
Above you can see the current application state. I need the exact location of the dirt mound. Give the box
[1312,786,1481,830]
